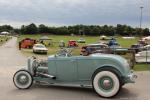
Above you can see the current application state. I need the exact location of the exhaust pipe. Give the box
[37,73,56,79]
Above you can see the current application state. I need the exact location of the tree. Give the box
[39,24,49,33]
[21,23,38,34]
[143,28,150,36]
[5,23,148,36]
[26,23,38,34]
[0,25,13,32]
[20,25,26,34]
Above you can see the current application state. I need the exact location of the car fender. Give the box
[92,65,124,85]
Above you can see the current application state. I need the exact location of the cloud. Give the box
[0,0,149,28]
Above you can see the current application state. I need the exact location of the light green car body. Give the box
[28,53,136,87]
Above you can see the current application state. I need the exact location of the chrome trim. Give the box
[127,72,137,83]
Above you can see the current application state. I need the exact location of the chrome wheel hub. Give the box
[19,75,27,83]
[103,80,111,88]
[99,76,114,91]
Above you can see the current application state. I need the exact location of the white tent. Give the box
[0,31,10,35]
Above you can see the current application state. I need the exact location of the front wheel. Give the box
[13,70,33,89]
[92,71,120,98]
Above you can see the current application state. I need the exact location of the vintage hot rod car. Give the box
[13,49,136,98]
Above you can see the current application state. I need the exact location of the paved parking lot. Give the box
[0,37,150,100]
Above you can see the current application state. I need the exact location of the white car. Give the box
[33,44,48,54]
[135,46,150,63]
[142,36,150,41]
[143,45,150,49]
[77,38,86,43]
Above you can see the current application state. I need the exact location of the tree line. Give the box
[0,23,149,36]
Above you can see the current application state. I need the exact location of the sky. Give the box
[0,0,149,28]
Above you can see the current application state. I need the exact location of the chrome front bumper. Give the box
[125,71,137,83]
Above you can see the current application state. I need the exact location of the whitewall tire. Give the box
[13,70,33,89]
[93,71,120,98]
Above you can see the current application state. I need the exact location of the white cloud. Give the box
[0,0,149,27]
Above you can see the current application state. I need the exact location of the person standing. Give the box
[19,41,21,50]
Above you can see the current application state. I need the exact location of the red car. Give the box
[20,38,36,49]
[68,40,78,47]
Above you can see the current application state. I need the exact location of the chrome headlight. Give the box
[27,57,37,75]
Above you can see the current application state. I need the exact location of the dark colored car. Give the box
[130,44,143,53]
[108,39,121,48]
[81,44,109,55]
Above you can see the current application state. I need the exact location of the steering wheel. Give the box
[57,48,73,57]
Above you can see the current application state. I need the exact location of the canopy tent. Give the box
[39,36,52,40]
[39,36,53,46]
[0,31,10,35]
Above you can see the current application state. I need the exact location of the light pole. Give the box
[140,6,144,29]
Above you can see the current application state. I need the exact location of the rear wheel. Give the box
[13,70,33,89]
[92,71,120,98]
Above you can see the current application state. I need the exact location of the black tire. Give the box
[92,71,120,98]
[13,70,33,89]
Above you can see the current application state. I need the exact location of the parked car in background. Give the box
[77,38,86,43]
[135,50,150,63]
[13,49,136,98]
[109,42,121,48]
[135,45,150,63]
[108,39,121,48]
[138,39,148,46]
[142,36,150,41]
[20,38,36,49]
[130,44,143,53]
[81,43,109,55]
[143,45,150,50]
[68,40,78,47]
[100,35,111,40]
[33,44,48,54]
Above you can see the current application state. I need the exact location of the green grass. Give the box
[18,35,100,56]
[18,35,150,71]
[117,37,140,48]
[18,35,142,56]
[134,64,150,71]
[0,36,11,46]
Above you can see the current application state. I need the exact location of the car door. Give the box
[77,56,94,81]
[55,56,78,81]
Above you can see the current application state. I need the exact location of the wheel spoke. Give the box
[13,70,33,89]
